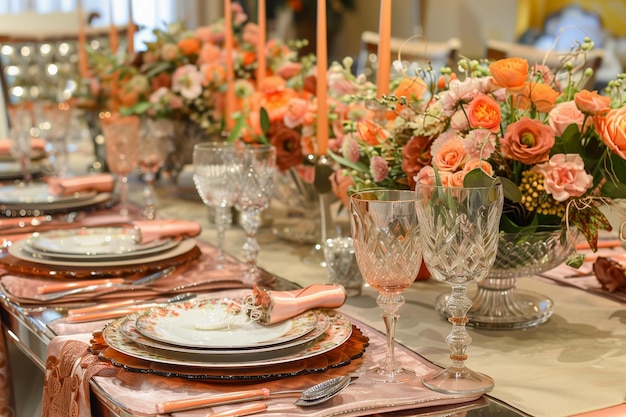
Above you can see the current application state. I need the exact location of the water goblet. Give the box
[234,144,277,277]
[138,118,173,219]
[349,189,423,382]
[192,142,241,268]
[100,113,141,217]
[38,101,73,177]
[414,177,503,395]
[7,105,34,183]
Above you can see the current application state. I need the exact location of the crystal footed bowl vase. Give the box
[435,227,578,329]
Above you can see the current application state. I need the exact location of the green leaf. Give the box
[551,124,582,156]
[227,113,246,143]
[327,150,369,173]
[463,168,494,188]
[501,177,522,203]
[260,107,271,134]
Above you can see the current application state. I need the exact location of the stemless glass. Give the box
[138,118,173,219]
[234,144,277,277]
[100,113,141,217]
[350,189,422,382]
[193,142,241,268]
[414,177,503,395]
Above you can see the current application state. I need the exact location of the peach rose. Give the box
[283,97,308,128]
[197,43,221,66]
[467,94,501,131]
[489,57,528,90]
[501,117,555,164]
[463,158,494,176]
[548,101,585,136]
[432,137,467,172]
[594,106,626,159]
[534,154,593,201]
[448,170,466,187]
[575,90,611,115]
[276,61,302,79]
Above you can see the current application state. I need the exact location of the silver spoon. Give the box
[157,375,357,413]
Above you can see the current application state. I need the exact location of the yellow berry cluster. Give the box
[519,171,566,217]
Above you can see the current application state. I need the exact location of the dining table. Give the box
[0,151,625,417]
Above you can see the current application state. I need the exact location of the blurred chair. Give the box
[357,30,461,82]
[486,39,605,90]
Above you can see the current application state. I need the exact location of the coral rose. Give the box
[594,106,626,159]
[548,101,585,136]
[534,154,593,201]
[268,122,303,172]
[489,57,528,90]
[501,117,555,164]
[575,90,611,115]
[467,94,501,131]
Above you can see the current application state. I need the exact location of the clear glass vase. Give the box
[435,227,578,329]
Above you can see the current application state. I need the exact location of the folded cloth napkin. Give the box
[47,173,115,195]
[133,219,201,243]
[593,257,626,292]
[42,333,118,417]
[0,137,46,154]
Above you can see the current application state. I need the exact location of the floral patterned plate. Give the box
[102,308,352,368]
[134,297,318,349]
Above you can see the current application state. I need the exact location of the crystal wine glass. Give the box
[7,105,34,183]
[100,113,141,217]
[38,101,73,177]
[414,177,503,395]
[234,144,277,277]
[193,142,241,268]
[138,118,173,219]
[349,189,423,382]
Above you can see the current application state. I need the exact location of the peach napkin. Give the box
[47,173,115,195]
[133,219,202,243]
[0,137,46,154]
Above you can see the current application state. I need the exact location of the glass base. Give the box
[366,365,415,383]
[300,243,326,267]
[435,288,553,330]
[422,366,494,395]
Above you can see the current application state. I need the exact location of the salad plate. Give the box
[134,297,318,349]
[103,308,352,369]
[26,227,176,257]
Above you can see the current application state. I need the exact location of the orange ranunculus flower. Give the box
[513,81,559,113]
[177,37,201,56]
[501,116,555,164]
[575,90,611,115]
[467,94,501,131]
[356,119,388,146]
[241,50,257,67]
[393,77,428,102]
[262,88,297,122]
[489,57,529,90]
[202,63,226,86]
[594,106,626,159]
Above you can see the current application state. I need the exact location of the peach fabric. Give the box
[0,137,46,154]
[0,329,15,415]
[133,219,201,243]
[47,173,115,195]
[571,404,626,417]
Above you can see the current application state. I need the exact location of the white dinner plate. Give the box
[134,297,318,349]
[26,227,174,256]
[0,182,96,205]
[119,309,331,362]
[103,309,352,368]
[9,238,197,268]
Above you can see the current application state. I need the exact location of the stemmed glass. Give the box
[192,142,241,268]
[234,144,277,277]
[38,101,73,177]
[414,177,503,395]
[138,118,173,219]
[349,189,423,382]
[100,113,141,217]
[7,105,34,183]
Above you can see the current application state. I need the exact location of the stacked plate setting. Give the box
[102,297,353,369]
[9,226,196,269]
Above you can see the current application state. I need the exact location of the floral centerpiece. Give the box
[331,38,626,255]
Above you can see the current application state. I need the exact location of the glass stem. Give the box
[445,285,473,368]
[240,209,261,272]
[119,175,129,217]
[377,293,404,373]
[142,173,156,219]
[213,205,231,266]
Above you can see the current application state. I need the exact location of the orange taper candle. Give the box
[77,0,88,78]
[224,0,236,131]
[257,0,266,85]
[376,0,392,98]
[316,0,328,155]
[109,0,118,54]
